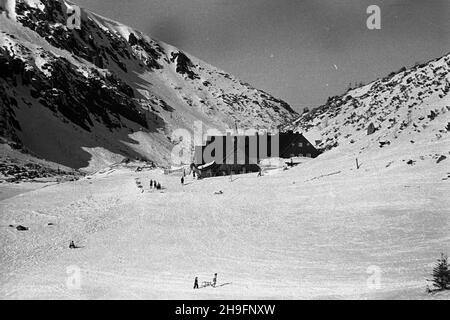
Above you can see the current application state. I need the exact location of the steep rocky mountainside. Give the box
[287,53,450,155]
[0,0,297,171]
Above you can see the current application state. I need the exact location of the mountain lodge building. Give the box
[192,130,320,178]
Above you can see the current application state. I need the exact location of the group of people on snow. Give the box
[150,179,162,190]
[194,273,218,289]
[149,171,186,191]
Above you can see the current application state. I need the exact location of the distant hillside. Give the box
[286,53,450,155]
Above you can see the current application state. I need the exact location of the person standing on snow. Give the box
[150,180,153,188]
[181,176,185,185]
[194,277,199,289]
[212,273,217,287]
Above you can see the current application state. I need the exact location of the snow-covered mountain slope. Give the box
[0,0,297,171]
[286,53,450,156]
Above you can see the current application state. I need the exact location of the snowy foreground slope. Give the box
[0,0,296,171]
[0,133,449,299]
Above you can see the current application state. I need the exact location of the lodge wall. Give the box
[194,131,320,165]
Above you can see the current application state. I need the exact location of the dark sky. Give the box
[75,0,449,112]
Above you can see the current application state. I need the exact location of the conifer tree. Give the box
[429,253,450,291]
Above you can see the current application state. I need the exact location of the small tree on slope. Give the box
[428,253,450,292]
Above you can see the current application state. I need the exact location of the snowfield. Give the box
[0,0,449,301]
[1,136,449,300]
